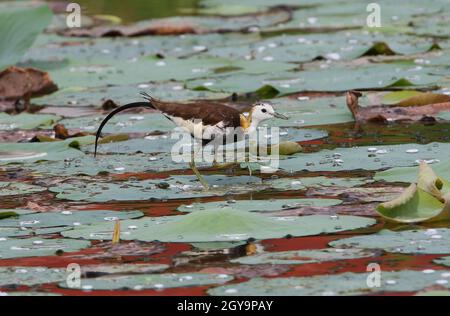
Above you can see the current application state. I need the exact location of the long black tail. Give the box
[94,101,153,157]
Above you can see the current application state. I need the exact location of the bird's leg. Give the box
[189,143,209,190]
[212,138,236,170]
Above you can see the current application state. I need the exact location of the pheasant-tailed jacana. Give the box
[94,92,288,190]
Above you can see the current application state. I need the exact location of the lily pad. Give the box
[434,256,450,268]
[30,153,188,177]
[0,113,60,130]
[58,272,233,291]
[50,175,264,202]
[231,248,375,265]
[0,2,52,70]
[376,163,450,223]
[0,182,46,196]
[0,226,72,238]
[376,184,447,223]
[329,228,450,254]
[260,142,450,173]
[0,210,143,228]
[268,96,354,127]
[62,208,375,243]
[208,270,450,296]
[80,263,169,275]
[187,63,438,95]
[0,237,91,259]
[177,198,342,213]
[33,82,230,108]
[0,266,66,287]
[87,128,328,155]
[375,159,450,184]
[267,176,370,191]
[0,139,85,165]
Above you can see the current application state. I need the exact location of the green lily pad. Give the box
[208,270,450,296]
[0,113,60,130]
[268,96,354,127]
[177,198,342,213]
[376,163,450,223]
[375,159,450,184]
[58,272,233,291]
[231,248,375,265]
[87,128,328,155]
[0,182,46,196]
[33,82,230,108]
[59,113,173,134]
[0,266,67,287]
[267,176,370,191]
[80,263,169,275]
[50,175,264,202]
[0,2,52,70]
[62,208,375,243]
[434,256,450,268]
[376,184,446,224]
[256,142,450,173]
[0,139,85,165]
[0,210,144,228]
[45,54,297,91]
[0,226,72,238]
[0,237,91,259]
[186,63,438,95]
[30,153,187,176]
[25,32,260,64]
[330,228,450,254]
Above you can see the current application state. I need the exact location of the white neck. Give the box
[245,118,263,134]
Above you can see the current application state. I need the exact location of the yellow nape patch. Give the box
[240,114,250,130]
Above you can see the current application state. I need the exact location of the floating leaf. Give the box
[33,82,230,108]
[249,143,450,173]
[58,272,233,291]
[177,198,342,213]
[0,237,90,259]
[267,176,370,191]
[0,182,46,196]
[62,208,375,243]
[231,248,375,265]
[0,266,66,287]
[208,270,450,296]
[0,2,52,70]
[0,210,143,228]
[0,226,71,238]
[330,228,450,254]
[383,91,450,107]
[0,140,84,165]
[376,163,450,223]
[434,256,450,268]
[80,263,169,275]
[50,175,264,202]
[376,184,446,224]
[0,113,60,130]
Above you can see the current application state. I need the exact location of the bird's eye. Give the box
[261,109,267,113]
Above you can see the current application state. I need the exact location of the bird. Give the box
[94,92,288,190]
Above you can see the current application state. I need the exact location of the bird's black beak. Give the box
[273,111,289,120]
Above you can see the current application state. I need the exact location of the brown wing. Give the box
[151,98,242,128]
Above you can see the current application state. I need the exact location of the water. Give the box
[47,0,201,23]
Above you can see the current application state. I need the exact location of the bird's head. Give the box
[250,102,289,124]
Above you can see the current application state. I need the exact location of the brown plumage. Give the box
[94,93,243,157]
[141,93,241,129]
